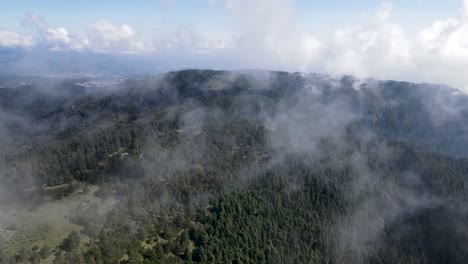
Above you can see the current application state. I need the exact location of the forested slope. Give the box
[0,70,467,263]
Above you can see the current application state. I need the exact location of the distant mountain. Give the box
[2,70,467,157]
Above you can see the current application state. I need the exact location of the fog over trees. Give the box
[0,70,467,263]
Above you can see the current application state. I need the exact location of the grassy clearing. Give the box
[1,185,116,258]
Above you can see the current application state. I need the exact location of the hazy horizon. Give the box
[2,0,468,92]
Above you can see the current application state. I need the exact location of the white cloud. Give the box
[324,2,412,79]
[19,13,148,53]
[214,0,323,70]
[0,31,34,48]
[46,27,71,44]
[210,0,413,78]
[463,0,468,16]
[91,21,136,43]
[420,14,468,59]
[207,0,468,92]
[414,0,468,91]
[88,20,146,53]
[24,13,76,49]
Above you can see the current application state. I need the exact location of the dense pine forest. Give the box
[0,70,467,263]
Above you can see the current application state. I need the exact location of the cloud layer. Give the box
[0,31,34,48]
[1,1,468,91]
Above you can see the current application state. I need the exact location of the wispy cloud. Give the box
[88,20,146,53]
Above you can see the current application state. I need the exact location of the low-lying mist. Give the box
[0,70,467,263]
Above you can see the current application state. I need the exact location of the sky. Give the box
[1,0,468,92]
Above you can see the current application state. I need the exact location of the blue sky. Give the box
[0,1,461,33]
[1,1,227,32]
[1,0,468,92]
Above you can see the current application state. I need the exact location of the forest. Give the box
[0,70,467,263]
